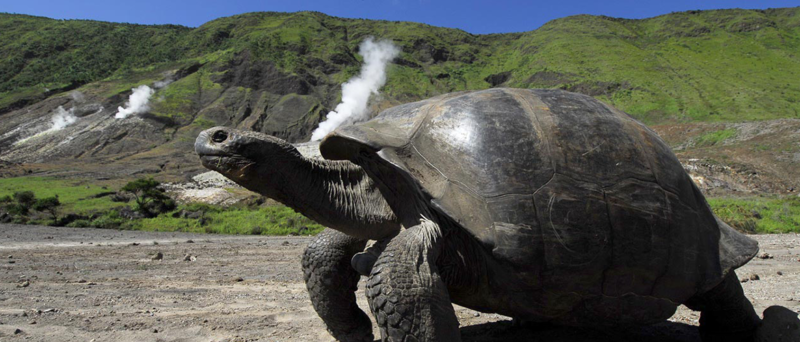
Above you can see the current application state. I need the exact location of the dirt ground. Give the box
[0,224,798,342]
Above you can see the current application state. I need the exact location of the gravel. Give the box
[1,224,798,341]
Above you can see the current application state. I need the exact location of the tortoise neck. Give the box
[268,152,399,240]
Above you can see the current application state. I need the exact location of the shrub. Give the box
[8,191,36,216]
[91,210,127,229]
[121,178,175,217]
[33,196,61,223]
[66,219,92,228]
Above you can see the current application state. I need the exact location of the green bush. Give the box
[9,191,36,215]
[121,178,176,217]
[33,196,61,223]
[91,210,128,229]
[66,219,92,228]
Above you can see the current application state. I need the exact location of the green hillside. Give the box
[1,8,799,125]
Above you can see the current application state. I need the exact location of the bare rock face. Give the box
[163,171,241,206]
[0,93,169,164]
[294,141,323,160]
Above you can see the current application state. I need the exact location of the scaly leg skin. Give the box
[302,228,373,342]
[366,218,461,342]
[686,270,762,342]
[352,239,390,276]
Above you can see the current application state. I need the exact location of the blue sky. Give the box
[2,0,798,34]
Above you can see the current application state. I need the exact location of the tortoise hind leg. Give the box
[685,270,761,342]
[302,228,373,342]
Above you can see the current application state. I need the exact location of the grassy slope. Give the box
[2,8,800,123]
[709,196,800,233]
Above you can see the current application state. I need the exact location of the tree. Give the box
[121,178,175,217]
[7,191,36,216]
[33,196,61,223]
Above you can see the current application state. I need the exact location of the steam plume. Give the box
[49,106,78,131]
[115,85,155,119]
[70,91,85,103]
[153,78,173,89]
[310,37,400,141]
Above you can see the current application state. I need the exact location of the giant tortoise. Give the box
[195,88,762,342]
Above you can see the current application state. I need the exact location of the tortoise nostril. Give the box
[211,130,228,143]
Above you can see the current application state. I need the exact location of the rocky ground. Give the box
[0,224,798,342]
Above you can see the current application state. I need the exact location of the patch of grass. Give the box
[193,118,217,129]
[695,128,737,147]
[708,196,800,234]
[0,176,323,236]
[0,176,123,213]
[131,205,324,235]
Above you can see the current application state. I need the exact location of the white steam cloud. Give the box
[153,78,173,89]
[310,37,400,141]
[115,85,155,119]
[70,91,85,103]
[48,106,78,132]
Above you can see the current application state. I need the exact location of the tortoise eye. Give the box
[212,130,228,143]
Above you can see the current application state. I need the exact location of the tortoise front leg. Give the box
[366,218,461,342]
[302,228,373,342]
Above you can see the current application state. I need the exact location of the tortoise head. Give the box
[195,126,300,194]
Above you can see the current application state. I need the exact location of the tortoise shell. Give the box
[320,88,757,314]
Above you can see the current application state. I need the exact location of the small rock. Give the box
[777,271,783,276]
[77,279,87,283]
[153,241,158,245]
[153,328,159,333]
[18,280,29,288]
[42,308,56,313]
[7,255,12,259]
[749,274,760,281]
[281,241,290,246]
[151,252,163,261]
[186,240,194,243]
[758,252,773,259]
[740,277,750,283]
[234,277,244,282]
[183,254,196,262]
[130,242,139,246]
[14,328,22,335]
[473,312,481,317]
[8,260,15,264]
[28,321,36,325]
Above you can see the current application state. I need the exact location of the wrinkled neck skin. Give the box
[239,148,400,241]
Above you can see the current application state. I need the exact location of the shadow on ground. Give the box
[457,320,701,342]
[455,306,800,342]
